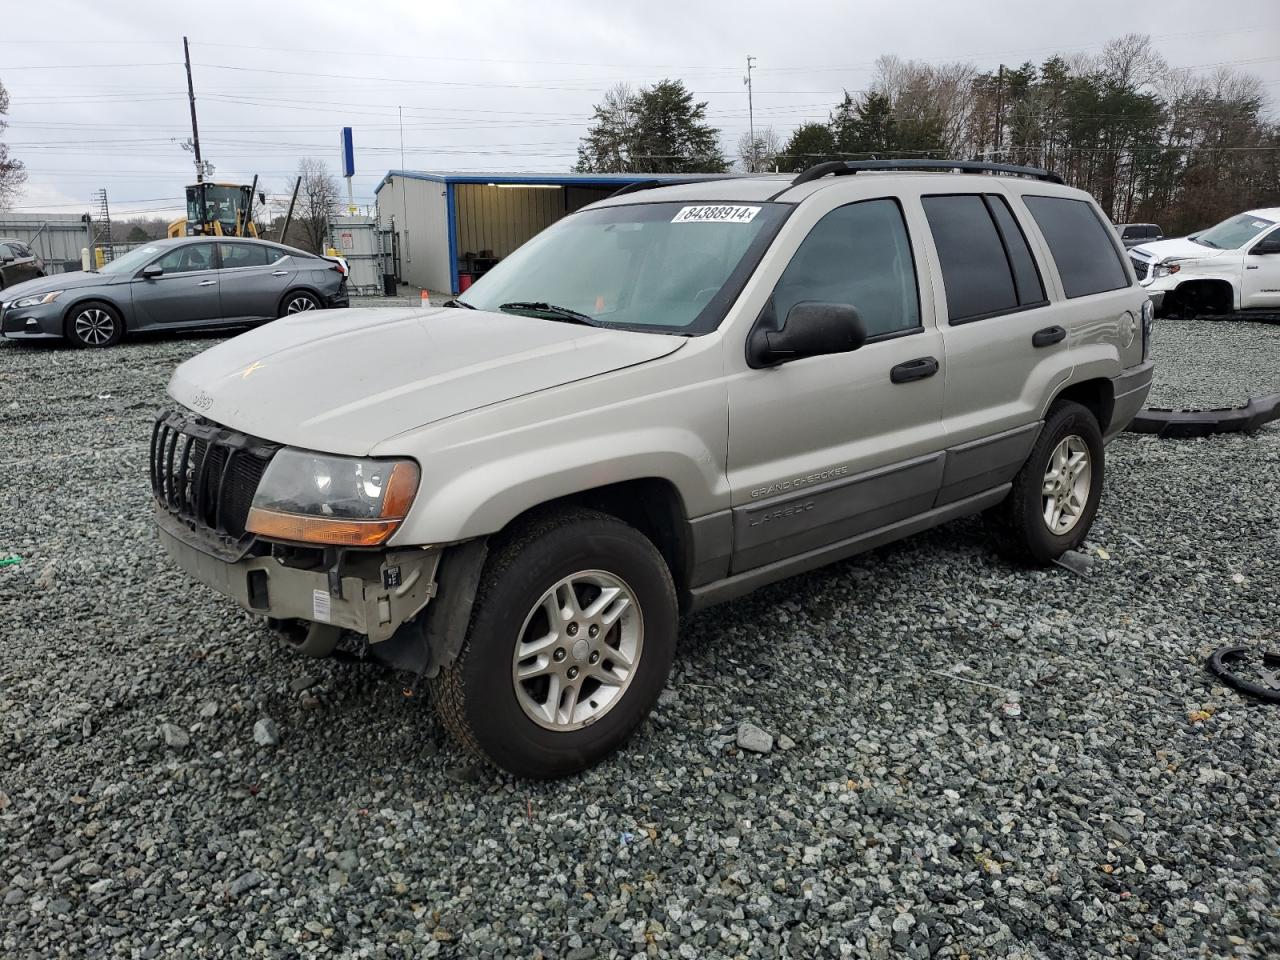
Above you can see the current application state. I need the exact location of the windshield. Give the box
[1193,213,1275,250]
[97,244,163,275]
[458,201,788,334]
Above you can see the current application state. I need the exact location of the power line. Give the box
[0,62,180,70]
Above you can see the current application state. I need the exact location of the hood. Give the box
[1130,237,1227,262]
[0,270,119,302]
[168,306,687,455]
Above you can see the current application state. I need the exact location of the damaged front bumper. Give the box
[157,507,440,644]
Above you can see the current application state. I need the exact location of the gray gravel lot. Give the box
[1,319,1278,959]
[1145,316,1280,408]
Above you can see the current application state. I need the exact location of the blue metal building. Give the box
[374,170,725,295]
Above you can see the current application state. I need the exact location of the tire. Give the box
[64,300,124,348]
[278,290,320,317]
[987,401,1104,565]
[431,508,678,778]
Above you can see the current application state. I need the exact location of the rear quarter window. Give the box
[1024,196,1129,298]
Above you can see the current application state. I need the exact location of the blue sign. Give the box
[340,127,355,178]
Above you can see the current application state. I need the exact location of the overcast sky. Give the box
[2,0,1277,221]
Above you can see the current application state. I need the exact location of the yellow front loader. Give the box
[167,179,264,239]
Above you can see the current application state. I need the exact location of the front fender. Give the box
[390,427,724,545]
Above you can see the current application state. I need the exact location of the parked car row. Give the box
[0,237,348,348]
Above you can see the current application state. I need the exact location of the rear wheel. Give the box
[431,508,678,778]
[279,290,320,316]
[988,401,1104,565]
[65,301,124,348]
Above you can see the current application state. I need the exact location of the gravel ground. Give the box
[1,319,1278,959]
[1145,317,1280,408]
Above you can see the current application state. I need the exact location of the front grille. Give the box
[150,409,279,542]
[1129,255,1150,281]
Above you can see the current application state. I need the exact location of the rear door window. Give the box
[218,243,272,269]
[986,195,1046,308]
[1023,196,1129,298]
[922,194,1045,323]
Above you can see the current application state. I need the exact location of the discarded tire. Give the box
[1126,393,1280,439]
[1206,646,1280,705]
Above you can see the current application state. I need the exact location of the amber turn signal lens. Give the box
[382,461,420,519]
[245,509,403,547]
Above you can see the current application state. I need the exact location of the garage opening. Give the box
[375,172,731,296]
[453,183,619,290]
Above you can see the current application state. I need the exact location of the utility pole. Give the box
[993,64,1004,162]
[744,55,757,173]
[183,36,204,183]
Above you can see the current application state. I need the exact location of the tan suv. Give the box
[152,159,1154,777]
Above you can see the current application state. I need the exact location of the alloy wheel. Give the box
[511,570,643,731]
[73,308,116,346]
[1041,435,1091,535]
[285,296,317,314]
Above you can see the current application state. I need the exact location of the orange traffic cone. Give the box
[420,289,430,305]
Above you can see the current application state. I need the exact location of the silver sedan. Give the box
[0,237,349,348]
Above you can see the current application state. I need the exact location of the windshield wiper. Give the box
[441,298,476,309]
[498,301,601,327]
[1192,236,1218,248]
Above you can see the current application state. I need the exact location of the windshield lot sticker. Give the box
[671,205,761,224]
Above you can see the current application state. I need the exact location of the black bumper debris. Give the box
[1126,393,1280,439]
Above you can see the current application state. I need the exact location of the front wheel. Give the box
[279,290,320,316]
[987,401,1104,565]
[65,301,124,348]
[431,509,678,778]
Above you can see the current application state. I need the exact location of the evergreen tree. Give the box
[576,80,726,174]
[778,123,837,171]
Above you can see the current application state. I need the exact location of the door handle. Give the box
[1246,265,1259,270]
[890,356,940,384]
[198,279,218,287]
[272,270,289,276]
[1032,325,1066,348]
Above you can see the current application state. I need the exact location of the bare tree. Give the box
[1101,33,1167,90]
[736,126,782,171]
[0,78,26,210]
[292,158,341,254]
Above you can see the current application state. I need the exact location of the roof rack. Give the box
[790,159,1064,187]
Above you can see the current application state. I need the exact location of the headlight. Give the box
[246,450,420,546]
[12,291,63,308]
[1152,263,1181,278]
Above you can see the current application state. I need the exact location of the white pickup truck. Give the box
[1129,208,1280,317]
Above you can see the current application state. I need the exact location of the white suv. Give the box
[1130,208,1280,317]
[152,159,1154,776]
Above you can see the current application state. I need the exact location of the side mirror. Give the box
[141,263,163,279]
[0,255,13,265]
[747,301,868,368]
[1251,238,1280,255]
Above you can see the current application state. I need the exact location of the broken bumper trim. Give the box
[157,520,440,643]
[1127,392,1280,439]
